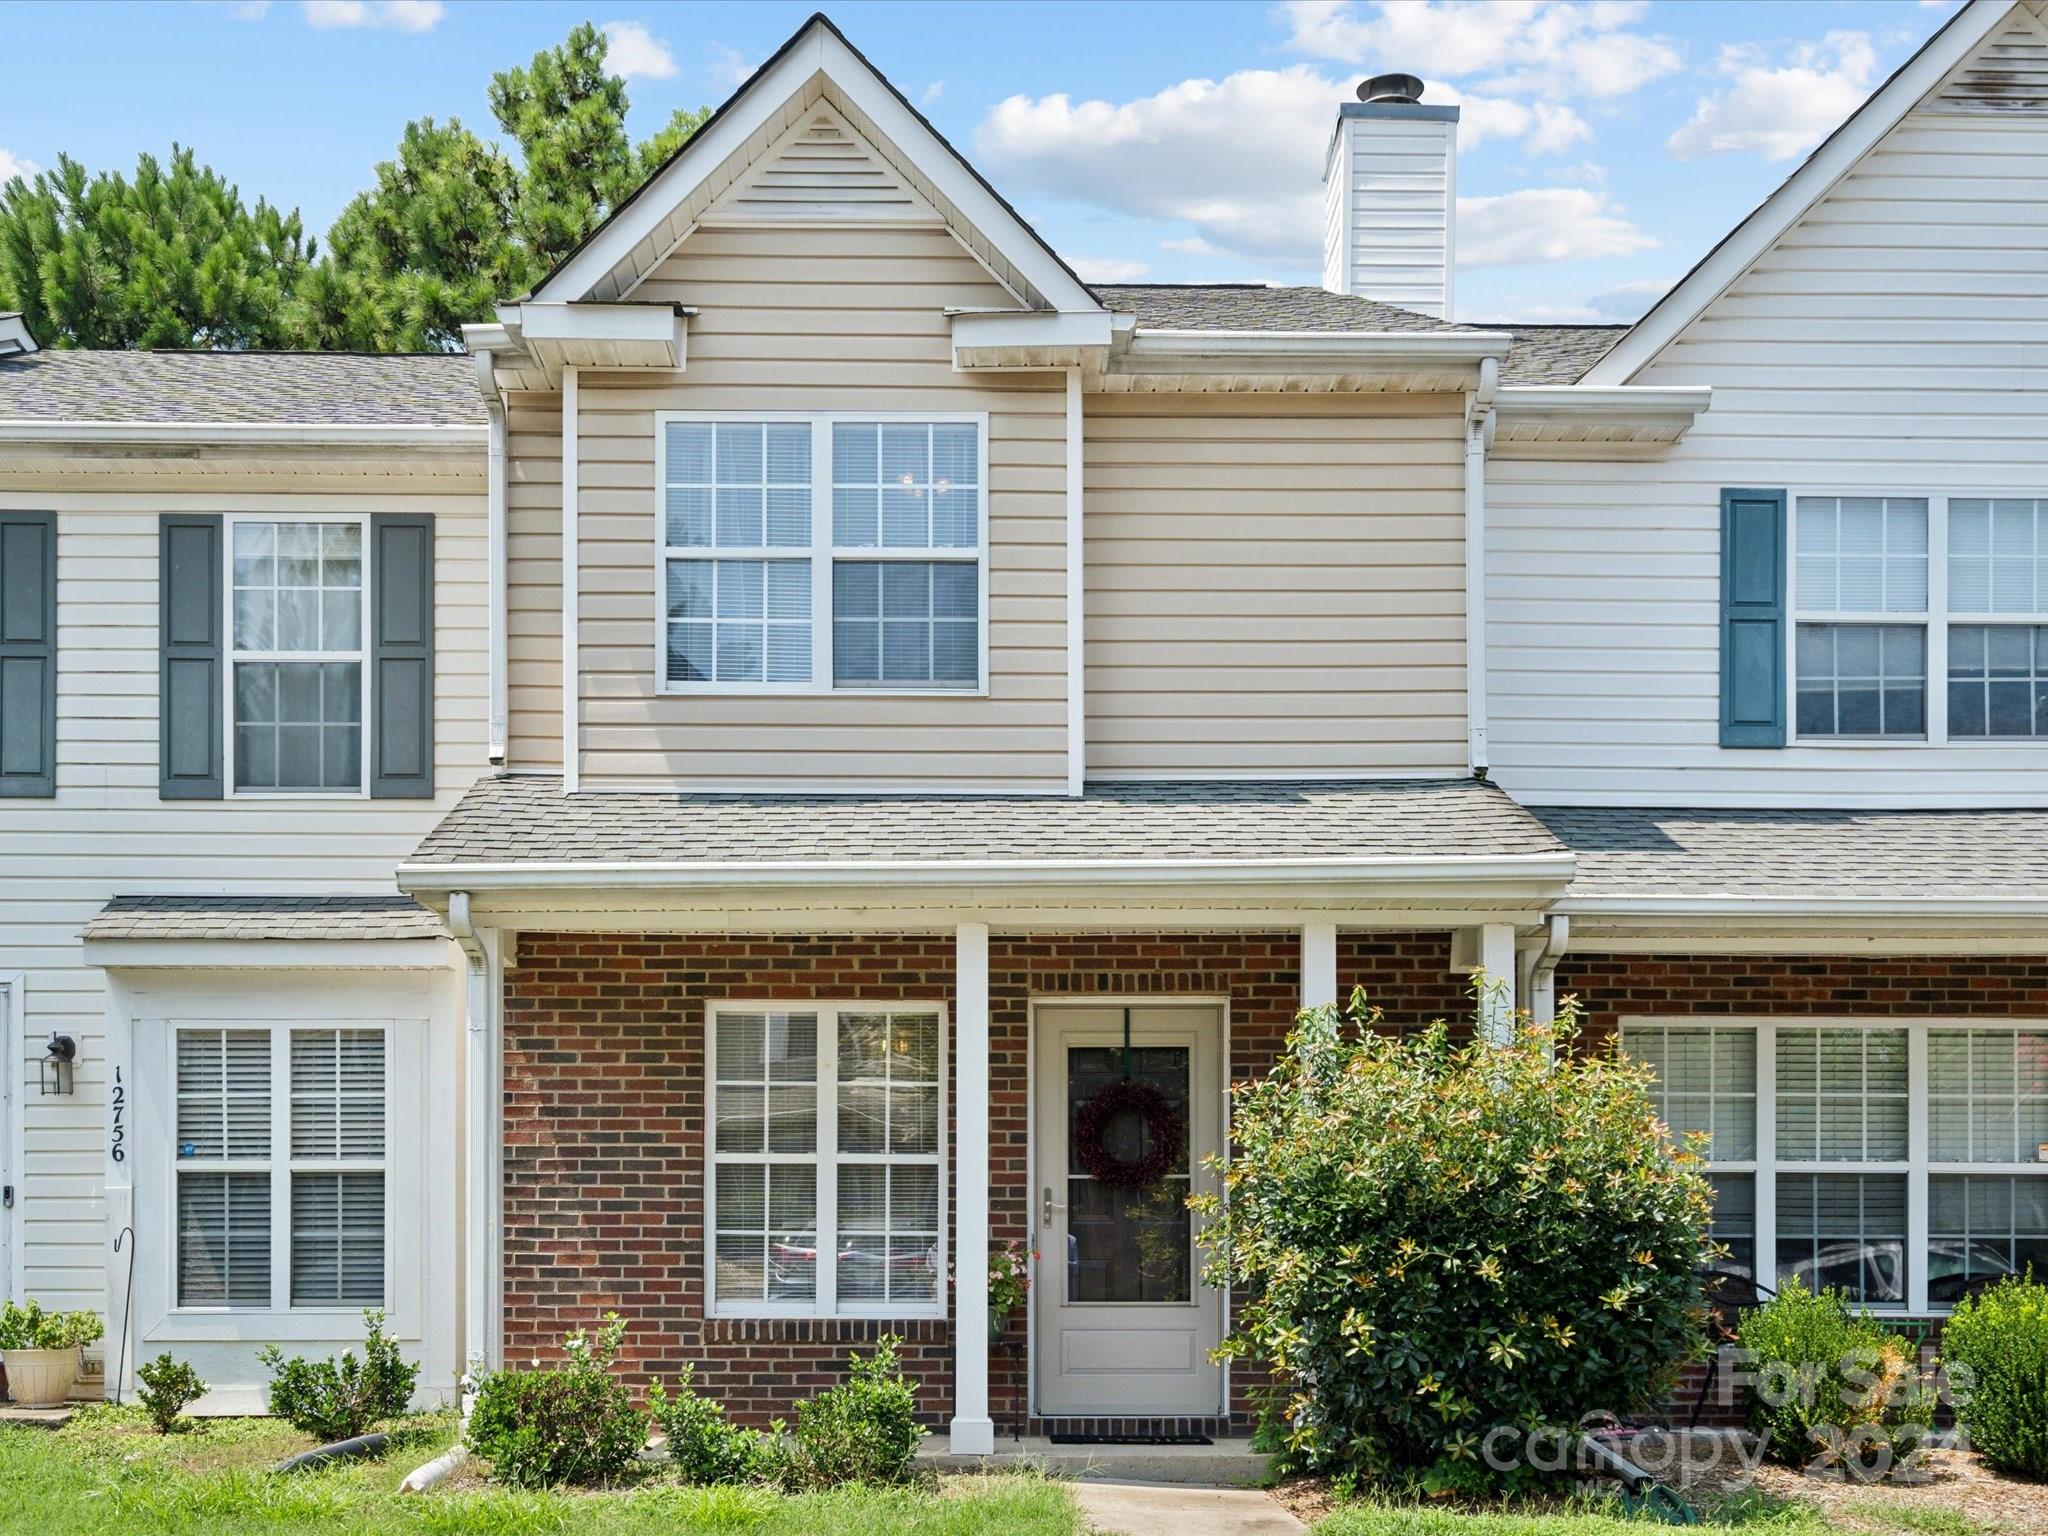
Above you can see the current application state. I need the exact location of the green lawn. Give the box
[0,1408,1083,1536]
[1314,1495,1827,1536]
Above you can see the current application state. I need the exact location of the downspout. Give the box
[472,351,509,767]
[1527,913,1570,1027]
[447,892,496,1411]
[1464,355,1498,777]
[561,367,580,794]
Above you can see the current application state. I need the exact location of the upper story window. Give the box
[659,414,986,696]
[230,519,366,792]
[1793,495,2048,743]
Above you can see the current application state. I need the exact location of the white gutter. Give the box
[1119,328,1512,366]
[1465,357,1498,775]
[446,893,498,1394]
[0,420,487,446]
[560,367,580,794]
[1065,366,1085,797]
[398,850,1578,894]
[474,351,509,765]
[1560,894,2048,918]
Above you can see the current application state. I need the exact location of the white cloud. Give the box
[1456,187,1657,267]
[1280,1,1681,100]
[1586,277,1668,319]
[300,0,443,31]
[706,42,757,93]
[0,149,37,187]
[1074,258,1151,282]
[600,21,676,81]
[1160,235,1213,256]
[1432,84,1590,154]
[975,61,1596,269]
[922,80,945,106]
[1666,31,1879,162]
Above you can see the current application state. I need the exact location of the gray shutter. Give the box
[1720,488,1788,748]
[0,510,56,797]
[370,513,434,798]
[160,514,224,798]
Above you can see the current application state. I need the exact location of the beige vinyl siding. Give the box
[1084,393,1468,778]
[506,393,564,770]
[564,222,1068,791]
[0,467,484,1311]
[1487,106,2048,806]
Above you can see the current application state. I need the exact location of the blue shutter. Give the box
[0,510,56,797]
[1720,488,1788,748]
[160,514,224,798]
[370,513,434,799]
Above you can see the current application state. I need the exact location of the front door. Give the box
[1033,1003,1223,1418]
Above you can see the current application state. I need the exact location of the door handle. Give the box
[1042,1185,1066,1230]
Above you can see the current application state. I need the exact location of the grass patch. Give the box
[1834,1503,1984,1536]
[0,1409,1079,1536]
[1314,1488,1836,1535]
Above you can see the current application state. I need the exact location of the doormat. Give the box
[1047,1432,1213,1446]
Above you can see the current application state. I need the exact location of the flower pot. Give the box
[988,1307,1007,1345]
[3,1347,78,1409]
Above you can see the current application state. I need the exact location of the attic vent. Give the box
[1931,10,2048,114]
[704,102,940,224]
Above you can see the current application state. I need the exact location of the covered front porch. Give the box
[399,775,1574,1448]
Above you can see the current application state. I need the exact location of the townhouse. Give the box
[0,0,2044,1442]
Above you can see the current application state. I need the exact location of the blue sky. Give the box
[0,0,1963,322]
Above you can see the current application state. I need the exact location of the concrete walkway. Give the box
[1071,1479,1305,1536]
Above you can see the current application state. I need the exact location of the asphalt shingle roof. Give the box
[1539,806,2048,901]
[0,349,487,426]
[1494,325,1628,385]
[1088,283,1471,335]
[409,775,1565,867]
[82,894,450,942]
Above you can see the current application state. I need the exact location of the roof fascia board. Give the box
[1114,329,1510,377]
[398,850,1576,894]
[1558,894,2048,918]
[0,421,486,446]
[1584,0,2010,384]
[82,937,457,969]
[506,301,689,345]
[1494,385,1711,418]
[535,18,1102,316]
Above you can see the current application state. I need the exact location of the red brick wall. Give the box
[499,929,1465,1430]
[1555,953,2048,1040]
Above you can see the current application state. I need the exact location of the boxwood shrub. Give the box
[1193,991,1716,1492]
[467,1313,646,1488]
[1737,1279,1919,1470]
[1942,1275,2048,1478]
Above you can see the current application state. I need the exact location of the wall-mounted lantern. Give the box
[41,1033,76,1096]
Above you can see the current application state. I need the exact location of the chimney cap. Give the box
[1357,72,1424,104]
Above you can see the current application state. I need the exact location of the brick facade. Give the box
[499,929,1467,1432]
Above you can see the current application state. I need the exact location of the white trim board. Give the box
[1585,0,2013,384]
[0,973,21,1300]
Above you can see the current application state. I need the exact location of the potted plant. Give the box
[0,1299,104,1408]
[987,1239,1034,1344]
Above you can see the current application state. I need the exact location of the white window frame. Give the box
[169,1020,393,1318]
[653,411,990,699]
[704,1000,949,1322]
[223,512,372,798]
[1623,1016,2048,1314]
[1785,489,2048,748]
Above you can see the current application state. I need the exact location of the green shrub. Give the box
[467,1313,646,1488]
[780,1337,923,1489]
[257,1309,419,1442]
[646,1364,778,1485]
[1738,1279,1916,1470]
[0,1299,103,1351]
[1942,1274,2048,1477]
[1192,990,1717,1493]
[135,1353,208,1433]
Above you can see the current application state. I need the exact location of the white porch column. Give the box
[1475,922,1517,1046]
[1300,921,1338,1011]
[950,921,995,1454]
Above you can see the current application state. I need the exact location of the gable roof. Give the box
[0,349,485,427]
[1585,0,2018,384]
[532,12,1100,315]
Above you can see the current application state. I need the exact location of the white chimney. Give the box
[1322,74,1459,320]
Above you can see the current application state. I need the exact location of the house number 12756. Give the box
[110,1066,125,1163]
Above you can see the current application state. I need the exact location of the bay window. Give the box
[1622,1018,2048,1310]
[707,1003,946,1318]
[659,413,986,695]
[175,1024,388,1311]
[1792,494,2048,742]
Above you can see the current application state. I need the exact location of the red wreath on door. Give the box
[1072,1079,1183,1190]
